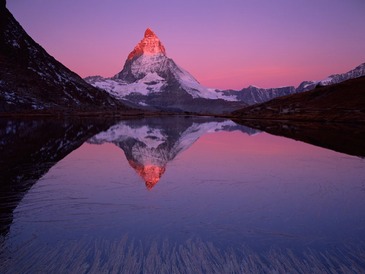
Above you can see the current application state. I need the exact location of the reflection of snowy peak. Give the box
[88,117,258,189]
[89,118,241,166]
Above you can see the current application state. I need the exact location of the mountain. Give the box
[232,76,365,123]
[88,116,258,189]
[0,0,132,114]
[85,27,365,111]
[296,63,365,93]
[85,28,246,114]
[221,85,296,105]
[222,63,365,104]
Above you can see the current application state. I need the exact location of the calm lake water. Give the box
[1,116,365,273]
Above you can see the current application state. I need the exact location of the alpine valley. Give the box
[1,0,364,117]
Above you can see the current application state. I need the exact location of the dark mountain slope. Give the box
[0,0,133,114]
[232,76,365,123]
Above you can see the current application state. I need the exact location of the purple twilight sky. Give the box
[7,0,365,89]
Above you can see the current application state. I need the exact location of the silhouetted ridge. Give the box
[0,0,6,9]
[0,3,132,113]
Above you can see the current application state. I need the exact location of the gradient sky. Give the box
[7,0,365,89]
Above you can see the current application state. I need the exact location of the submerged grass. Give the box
[1,236,365,273]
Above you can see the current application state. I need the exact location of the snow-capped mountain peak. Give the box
[295,62,365,92]
[85,28,242,112]
[127,28,166,60]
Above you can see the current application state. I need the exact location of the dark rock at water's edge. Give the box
[0,0,5,9]
[0,3,136,114]
[0,117,120,236]
[0,116,256,236]
[236,119,365,158]
[232,76,365,124]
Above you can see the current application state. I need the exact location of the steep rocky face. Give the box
[114,28,170,84]
[0,2,131,113]
[127,28,166,60]
[113,28,227,101]
[86,28,244,114]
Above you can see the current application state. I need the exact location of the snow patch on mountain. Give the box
[88,73,165,99]
[297,63,365,92]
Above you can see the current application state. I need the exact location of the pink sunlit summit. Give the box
[127,28,166,60]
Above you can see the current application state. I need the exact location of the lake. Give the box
[1,116,365,273]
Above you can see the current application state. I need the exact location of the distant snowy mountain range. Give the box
[86,28,365,113]
[295,63,365,93]
[88,117,258,189]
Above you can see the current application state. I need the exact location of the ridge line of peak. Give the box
[144,28,156,38]
[127,28,166,61]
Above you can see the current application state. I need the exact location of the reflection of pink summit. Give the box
[87,118,251,190]
[127,28,166,60]
[128,160,166,190]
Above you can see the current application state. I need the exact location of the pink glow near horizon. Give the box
[7,1,365,89]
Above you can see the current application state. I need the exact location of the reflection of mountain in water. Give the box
[0,118,115,236]
[89,117,258,189]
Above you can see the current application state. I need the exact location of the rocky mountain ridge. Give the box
[85,29,246,114]
[222,62,365,104]
[233,76,365,123]
[0,0,131,114]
